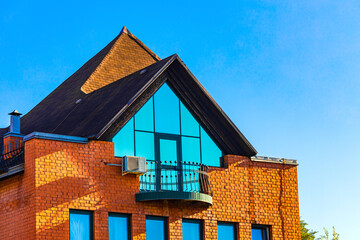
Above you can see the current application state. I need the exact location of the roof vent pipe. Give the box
[9,110,22,134]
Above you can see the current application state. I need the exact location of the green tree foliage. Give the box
[301,219,317,240]
[300,218,340,240]
[318,227,340,240]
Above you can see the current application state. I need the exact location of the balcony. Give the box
[136,160,213,204]
[0,142,24,178]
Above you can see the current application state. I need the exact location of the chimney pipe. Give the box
[9,110,22,134]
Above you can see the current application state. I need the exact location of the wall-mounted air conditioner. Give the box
[122,156,147,175]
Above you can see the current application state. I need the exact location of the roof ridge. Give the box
[120,26,129,34]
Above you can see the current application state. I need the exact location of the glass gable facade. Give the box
[113,83,223,167]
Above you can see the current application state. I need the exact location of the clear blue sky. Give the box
[1,0,359,238]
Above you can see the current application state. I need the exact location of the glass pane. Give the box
[135,97,154,132]
[180,102,199,137]
[182,220,202,240]
[160,139,178,164]
[154,83,180,134]
[113,119,134,157]
[181,137,200,192]
[70,210,92,240]
[218,222,236,240]
[200,127,222,167]
[146,217,166,240]
[135,131,154,160]
[109,214,129,240]
[181,137,201,164]
[251,228,264,240]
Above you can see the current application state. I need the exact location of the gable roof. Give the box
[0,27,159,137]
[92,55,257,156]
[0,29,257,157]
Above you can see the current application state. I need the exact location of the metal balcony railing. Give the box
[0,141,24,174]
[139,160,213,196]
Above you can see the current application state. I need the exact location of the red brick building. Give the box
[0,27,300,240]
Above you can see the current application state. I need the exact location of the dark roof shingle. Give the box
[1,29,257,156]
[9,28,160,137]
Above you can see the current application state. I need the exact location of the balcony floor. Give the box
[135,191,213,205]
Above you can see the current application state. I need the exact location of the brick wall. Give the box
[2,134,23,157]
[0,138,300,239]
[0,139,36,239]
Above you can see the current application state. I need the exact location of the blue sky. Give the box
[1,0,359,238]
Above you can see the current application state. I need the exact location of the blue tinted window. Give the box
[182,137,201,164]
[146,216,167,240]
[159,139,178,163]
[70,210,92,240]
[180,102,199,137]
[182,219,202,240]
[109,213,130,240]
[200,127,222,167]
[252,229,263,240]
[154,83,180,135]
[135,97,154,132]
[251,226,269,240]
[135,131,154,160]
[218,222,236,240]
[113,119,134,157]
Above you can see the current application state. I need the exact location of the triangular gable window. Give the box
[113,83,223,167]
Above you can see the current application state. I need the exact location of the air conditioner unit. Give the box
[122,156,147,175]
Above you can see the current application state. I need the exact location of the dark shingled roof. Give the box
[1,30,257,157]
[47,55,175,137]
[0,28,159,137]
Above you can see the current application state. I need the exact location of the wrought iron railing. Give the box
[0,141,24,173]
[139,160,213,196]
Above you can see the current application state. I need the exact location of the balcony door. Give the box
[155,133,183,192]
